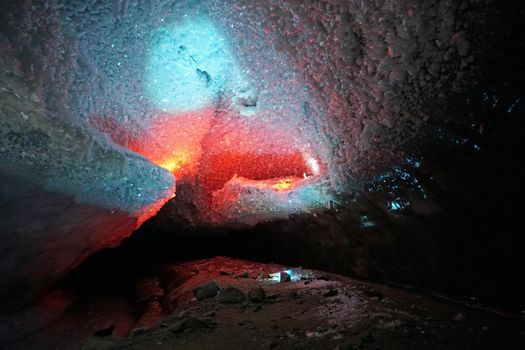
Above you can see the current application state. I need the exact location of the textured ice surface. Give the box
[0,71,175,214]
[210,175,334,226]
[1,0,480,197]
[207,0,480,188]
[145,15,247,113]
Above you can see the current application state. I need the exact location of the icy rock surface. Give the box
[0,69,175,312]
[209,0,480,187]
[0,0,482,308]
[0,2,177,311]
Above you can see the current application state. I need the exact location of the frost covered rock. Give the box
[193,280,221,300]
[0,0,178,310]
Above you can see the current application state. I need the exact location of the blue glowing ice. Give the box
[145,15,241,112]
[389,201,403,211]
[387,199,410,212]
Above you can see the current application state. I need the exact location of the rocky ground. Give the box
[6,256,524,350]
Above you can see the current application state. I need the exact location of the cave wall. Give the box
[0,69,175,312]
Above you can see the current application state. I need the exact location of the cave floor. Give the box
[9,256,525,350]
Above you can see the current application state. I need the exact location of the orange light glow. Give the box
[92,111,320,205]
[158,152,190,173]
[224,176,304,193]
[92,110,213,180]
[272,178,295,192]
[139,111,212,179]
[135,184,176,227]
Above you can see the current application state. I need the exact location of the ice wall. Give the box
[0,1,178,311]
[0,0,482,309]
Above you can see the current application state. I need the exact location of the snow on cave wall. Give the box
[0,0,482,311]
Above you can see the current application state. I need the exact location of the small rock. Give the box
[177,310,191,319]
[130,327,146,337]
[218,287,247,304]
[238,272,249,278]
[220,270,231,276]
[332,333,343,340]
[285,331,297,339]
[193,280,220,300]
[80,338,117,350]
[360,331,375,344]
[238,319,257,329]
[253,305,262,312]
[280,271,291,283]
[203,310,216,317]
[93,324,115,337]
[256,273,265,281]
[288,291,299,299]
[305,330,317,338]
[169,317,217,333]
[267,293,281,301]
[316,275,330,281]
[248,287,266,303]
[363,290,384,300]
[453,312,464,322]
[323,289,339,298]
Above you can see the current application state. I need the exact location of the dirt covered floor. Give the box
[7,257,525,350]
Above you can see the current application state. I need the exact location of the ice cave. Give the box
[1,0,525,349]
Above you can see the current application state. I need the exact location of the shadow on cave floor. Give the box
[10,254,525,350]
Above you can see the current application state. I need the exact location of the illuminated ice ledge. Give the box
[209,175,333,226]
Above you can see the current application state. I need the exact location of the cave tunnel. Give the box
[1,0,525,349]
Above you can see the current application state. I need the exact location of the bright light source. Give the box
[271,178,297,192]
[159,152,190,172]
[268,272,281,282]
[306,156,320,176]
[268,269,300,283]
